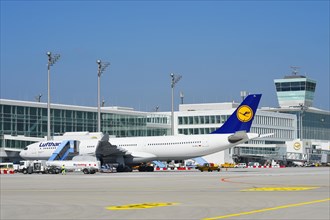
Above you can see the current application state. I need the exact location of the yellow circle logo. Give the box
[237,105,253,122]
[294,142,301,151]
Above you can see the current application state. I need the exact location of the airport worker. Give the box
[61,164,66,175]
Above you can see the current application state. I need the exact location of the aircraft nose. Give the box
[19,150,26,158]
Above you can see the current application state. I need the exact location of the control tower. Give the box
[274,67,316,108]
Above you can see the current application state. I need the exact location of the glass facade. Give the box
[251,114,295,140]
[274,76,317,108]
[177,110,297,161]
[0,105,97,138]
[0,101,170,149]
[289,111,330,141]
[178,115,229,135]
[3,139,36,149]
[275,81,316,92]
[178,112,296,141]
[102,113,169,137]
[240,147,276,156]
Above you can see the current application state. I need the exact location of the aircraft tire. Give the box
[138,166,146,172]
[117,165,125,172]
[124,166,132,172]
[146,166,154,172]
[83,168,90,174]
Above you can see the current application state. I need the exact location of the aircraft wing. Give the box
[95,134,130,157]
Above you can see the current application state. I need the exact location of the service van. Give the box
[235,163,247,168]
[248,162,260,167]
[0,162,14,173]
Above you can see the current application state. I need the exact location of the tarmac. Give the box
[1,167,329,220]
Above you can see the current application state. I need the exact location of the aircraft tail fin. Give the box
[211,94,261,134]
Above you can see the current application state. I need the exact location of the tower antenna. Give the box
[290,66,300,76]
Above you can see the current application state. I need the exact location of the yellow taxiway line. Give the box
[203,198,330,220]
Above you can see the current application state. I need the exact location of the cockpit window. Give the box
[24,147,28,150]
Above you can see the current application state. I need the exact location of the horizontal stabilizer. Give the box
[228,131,248,144]
[258,133,274,138]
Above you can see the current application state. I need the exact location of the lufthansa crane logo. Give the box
[237,105,253,122]
[294,142,301,151]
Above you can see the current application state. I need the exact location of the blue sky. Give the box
[1,1,329,111]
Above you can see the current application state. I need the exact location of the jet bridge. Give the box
[48,140,76,161]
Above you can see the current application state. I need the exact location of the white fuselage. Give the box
[112,134,239,160]
[20,139,99,160]
[19,133,259,162]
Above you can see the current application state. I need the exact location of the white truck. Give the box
[47,160,100,174]
[19,160,100,174]
[321,154,330,166]
[19,160,52,174]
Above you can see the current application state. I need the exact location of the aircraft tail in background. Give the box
[211,94,262,134]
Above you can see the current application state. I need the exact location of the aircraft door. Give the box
[74,141,80,153]
[140,142,147,152]
[33,144,38,157]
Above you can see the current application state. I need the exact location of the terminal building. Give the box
[0,102,170,162]
[179,71,329,165]
[1,72,329,164]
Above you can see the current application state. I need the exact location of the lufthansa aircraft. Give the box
[20,94,262,172]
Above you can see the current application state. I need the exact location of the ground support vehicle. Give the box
[136,163,154,172]
[100,164,117,173]
[197,163,221,172]
[46,160,100,174]
[321,154,330,166]
[234,163,247,168]
[221,162,235,168]
[166,161,181,170]
[248,162,260,167]
[19,160,49,174]
[46,165,62,174]
[19,160,100,174]
[184,160,198,169]
[0,162,15,174]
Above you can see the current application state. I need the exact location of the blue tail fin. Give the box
[211,94,262,134]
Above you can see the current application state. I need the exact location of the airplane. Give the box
[20,94,262,172]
